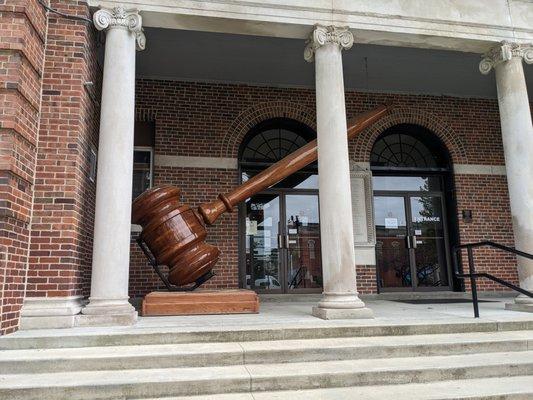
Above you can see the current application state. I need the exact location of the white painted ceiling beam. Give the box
[87,0,533,52]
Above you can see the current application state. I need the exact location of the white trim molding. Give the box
[155,155,238,169]
[89,0,533,53]
[453,164,506,176]
[350,162,376,266]
[19,296,85,330]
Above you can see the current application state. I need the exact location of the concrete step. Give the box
[2,319,533,350]
[142,376,533,400]
[0,351,531,399]
[1,330,532,373]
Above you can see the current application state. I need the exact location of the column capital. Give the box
[304,24,354,62]
[479,41,533,74]
[93,6,146,51]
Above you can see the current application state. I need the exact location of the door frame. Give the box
[373,174,454,293]
[238,188,323,294]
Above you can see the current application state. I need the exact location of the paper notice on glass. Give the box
[385,218,398,229]
[246,218,257,236]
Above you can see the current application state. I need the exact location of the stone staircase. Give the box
[0,320,532,399]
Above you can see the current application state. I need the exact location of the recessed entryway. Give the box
[371,124,455,292]
[239,118,323,293]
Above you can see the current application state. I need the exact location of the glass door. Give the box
[284,194,322,292]
[374,192,451,291]
[244,192,322,293]
[374,196,411,289]
[244,194,282,292]
[409,195,450,289]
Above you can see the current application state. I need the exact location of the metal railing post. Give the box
[453,241,533,318]
[467,247,479,318]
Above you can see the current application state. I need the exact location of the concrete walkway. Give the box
[4,295,533,339]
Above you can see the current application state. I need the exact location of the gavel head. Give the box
[132,185,220,286]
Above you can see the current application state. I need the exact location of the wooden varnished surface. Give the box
[141,290,260,316]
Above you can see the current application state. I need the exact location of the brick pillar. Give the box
[19,0,101,330]
[0,0,47,335]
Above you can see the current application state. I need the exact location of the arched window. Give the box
[240,118,315,164]
[371,124,450,171]
[239,118,317,189]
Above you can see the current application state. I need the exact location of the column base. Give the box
[504,293,533,313]
[505,303,533,313]
[513,294,533,305]
[312,292,374,320]
[312,306,374,319]
[19,296,85,330]
[81,298,138,326]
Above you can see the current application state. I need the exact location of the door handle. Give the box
[277,234,283,249]
[405,236,411,249]
[412,235,418,249]
[285,234,290,249]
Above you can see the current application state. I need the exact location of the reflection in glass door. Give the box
[285,194,322,291]
[244,194,282,291]
[410,196,449,288]
[245,193,322,293]
[374,189,451,291]
[374,196,411,288]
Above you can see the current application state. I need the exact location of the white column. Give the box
[479,42,533,312]
[82,7,146,324]
[305,25,373,319]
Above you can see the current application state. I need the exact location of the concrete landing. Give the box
[2,296,533,349]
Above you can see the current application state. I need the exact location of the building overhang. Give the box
[87,0,533,53]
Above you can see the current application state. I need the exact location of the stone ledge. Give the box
[505,303,533,313]
[312,306,374,320]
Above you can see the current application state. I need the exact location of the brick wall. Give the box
[0,0,47,334]
[131,78,521,297]
[0,0,100,334]
[455,174,518,291]
[26,0,100,300]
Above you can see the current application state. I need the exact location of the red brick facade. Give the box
[130,78,522,297]
[0,5,528,333]
[26,0,99,300]
[0,0,47,335]
[0,0,99,335]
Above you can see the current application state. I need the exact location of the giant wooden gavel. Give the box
[132,105,389,287]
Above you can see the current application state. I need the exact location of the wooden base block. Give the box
[141,290,259,316]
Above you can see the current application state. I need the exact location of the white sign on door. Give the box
[385,218,398,229]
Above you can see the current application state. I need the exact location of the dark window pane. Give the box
[134,121,155,147]
[372,176,442,191]
[132,149,152,199]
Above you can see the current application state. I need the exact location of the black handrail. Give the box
[289,266,305,289]
[452,241,533,317]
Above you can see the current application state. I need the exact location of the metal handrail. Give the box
[452,241,533,317]
[288,266,305,289]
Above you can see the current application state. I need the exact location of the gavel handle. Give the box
[198,104,389,225]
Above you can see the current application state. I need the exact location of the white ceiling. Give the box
[137,28,533,99]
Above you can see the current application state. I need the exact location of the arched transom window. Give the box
[240,118,315,165]
[371,124,449,170]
